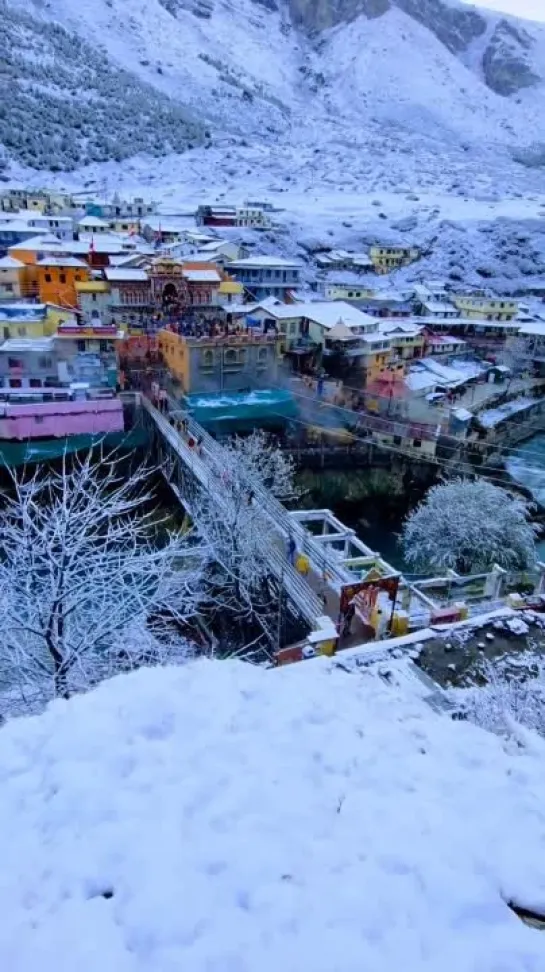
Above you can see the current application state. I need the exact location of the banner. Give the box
[339,574,399,618]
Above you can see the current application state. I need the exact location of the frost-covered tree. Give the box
[451,657,545,742]
[192,432,297,649]
[0,452,204,717]
[402,478,537,575]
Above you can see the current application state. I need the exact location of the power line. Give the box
[268,379,545,470]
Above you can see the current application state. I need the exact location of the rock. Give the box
[448,663,456,672]
[478,642,486,650]
[486,632,494,641]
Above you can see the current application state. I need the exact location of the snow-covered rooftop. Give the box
[518,321,545,338]
[0,256,25,269]
[36,256,87,268]
[182,269,221,283]
[104,268,148,283]
[1,658,545,969]
[229,256,301,268]
[477,397,538,429]
[0,336,55,354]
[77,215,109,228]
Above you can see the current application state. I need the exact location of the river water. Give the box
[355,435,545,573]
[507,433,545,562]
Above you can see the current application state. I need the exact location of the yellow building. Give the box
[158,328,279,395]
[379,322,425,360]
[323,283,376,301]
[108,218,141,235]
[452,295,518,321]
[370,245,420,274]
[0,256,25,299]
[218,279,244,303]
[0,302,73,341]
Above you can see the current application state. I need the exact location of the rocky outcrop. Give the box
[482,20,540,97]
[287,0,486,48]
[284,0,541,96]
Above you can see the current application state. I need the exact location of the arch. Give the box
[162,282,178,308]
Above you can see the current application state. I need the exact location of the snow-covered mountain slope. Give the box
[1,657,545,970]
[2,0,545,174]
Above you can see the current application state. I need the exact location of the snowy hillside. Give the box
[3,0,545,173]
[1,657,545,969]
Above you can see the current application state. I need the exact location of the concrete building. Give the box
[228,256,301,300]
[157,328,279,395]
[0,257,25,300]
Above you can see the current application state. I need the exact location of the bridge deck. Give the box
[142,398,327,628]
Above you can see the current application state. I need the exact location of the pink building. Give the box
[0,395,124,440]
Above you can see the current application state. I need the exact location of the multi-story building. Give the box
[37,256,90,310]
[228,256,301,301]
[0,321,121,392]
[75,280,112,324]
[369,244,420,274]
[157,328,279,394]
[378,321,425,360]
[236,206,271,229]
[196,205,237,227]
[0,257,25,300]
[0,303,60,341]
[452,295,518,321]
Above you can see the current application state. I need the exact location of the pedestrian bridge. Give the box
[136,394,545,660]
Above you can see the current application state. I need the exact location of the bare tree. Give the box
[192,432,297,650]
[0,451,205,717]
[451,657,545,743]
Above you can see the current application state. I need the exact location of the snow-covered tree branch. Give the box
[451,657,545,742]
[402,478,537,575]
[0,451,205,717]
[192,432,297,651]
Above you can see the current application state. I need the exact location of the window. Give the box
[38,356,52,369]
[393,435,402,446]
[59,273,66,284]
[29,378,42,388]
[3,283,13,292]
[8,357,22,369]
[412,439,422,449]
[99,341,108,353]
[289,322,297,335]
[348,291,353,298]
[92,293,97,302]
[17,326,26,337]
[45,273,52,283]
[77,340,86,352]
[258,347,268,361]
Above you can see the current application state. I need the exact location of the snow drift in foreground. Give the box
[0,658,545,970]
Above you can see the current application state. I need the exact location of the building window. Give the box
[45,273,52,283]
[393,435,402,446]
[38,356,52,369]
[8,358,22,369]
[59,273,66,284]
[77,340,86,352]
[412,439,422,449]
[92,293,97,302]
[99,341,108,353]
[17,326,26,336]
[29,378,42,388]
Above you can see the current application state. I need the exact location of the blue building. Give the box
[228,257,301,301]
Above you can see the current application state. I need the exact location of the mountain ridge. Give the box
[2,0,545,173]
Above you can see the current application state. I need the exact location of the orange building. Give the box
[8,234,66,299]
[37,256,90,310]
